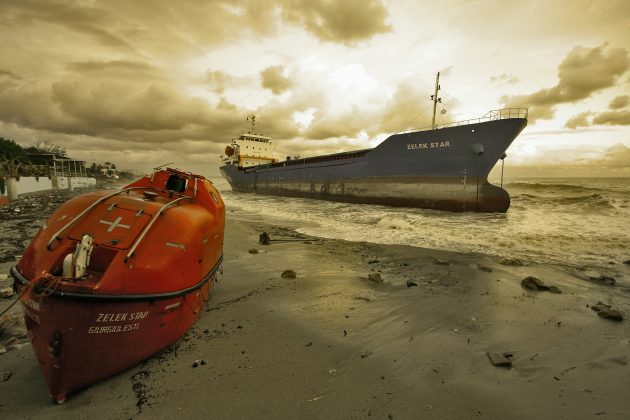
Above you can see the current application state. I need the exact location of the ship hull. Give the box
[220,117,527,212]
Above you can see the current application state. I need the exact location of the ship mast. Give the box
[247,114,257,134]
[430,72,441,130]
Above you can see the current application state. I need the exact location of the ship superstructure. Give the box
[222,114,277,168]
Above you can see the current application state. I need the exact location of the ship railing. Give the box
[399,108,528,133]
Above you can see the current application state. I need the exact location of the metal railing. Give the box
[399,108,528,134]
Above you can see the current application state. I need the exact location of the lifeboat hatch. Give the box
[68,206,151,250]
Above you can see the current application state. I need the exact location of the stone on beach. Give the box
[433,258,450,266]
[477,264,492,272]
[501,258,526,266]
[367,273,383,283]
[248,249,259,254]
[281,270,297,279]
[521,276,548,290]
[591,302,624,321]
[0,287,15,298]
[587,275,616,286]
[487,352,513,368]
[520,276,562,293]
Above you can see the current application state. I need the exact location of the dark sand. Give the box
[1,188,629,419]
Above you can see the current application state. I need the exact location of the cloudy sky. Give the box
[1,0,629,178]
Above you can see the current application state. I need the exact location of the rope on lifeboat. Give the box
[0,274,56,318]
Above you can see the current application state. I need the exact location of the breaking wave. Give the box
[222,177,630,269]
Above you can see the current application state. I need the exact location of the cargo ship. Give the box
[220,73,528,212]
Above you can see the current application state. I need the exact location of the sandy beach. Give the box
[1,188,629,419]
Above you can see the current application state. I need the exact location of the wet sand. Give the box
[1,190,629,419]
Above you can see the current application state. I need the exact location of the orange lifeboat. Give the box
[10,168,225,403]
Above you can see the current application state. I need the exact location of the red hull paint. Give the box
[19,281,211,401]
[12,168,225,402]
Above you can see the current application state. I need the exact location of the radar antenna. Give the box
[430,72,442,130]
[247,114,257,134]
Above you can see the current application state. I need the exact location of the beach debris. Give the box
[259,232,271,245]
[500,258,525,266]
[477,264,492,272]
[521,276,546,290]
[368,259,380,264]
[305,342,313,347]
[360,351,373,359]
[587,275,616,286]
[0,287,15,298]
[281,270,297,279]
[1,371,12,382]
[433,258,450,266]
[192,359,206,367]
[248,248,259,254]
[328,368,337,377]
[259,231,312,245]
[354,290,376,301]
[520,276,561,293]
[591,301,624,321]
[406,280,418,287]
[368,273,383,283]
[487,351,514,368]
[130,370,151,411]
[343,330,347,336]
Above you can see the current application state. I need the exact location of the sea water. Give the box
[219,178,630,269]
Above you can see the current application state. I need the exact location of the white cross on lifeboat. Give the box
[99,216,131,233]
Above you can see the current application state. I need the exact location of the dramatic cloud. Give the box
[260,65,293,95]
[592,110,630,126]
[281,0,391,44]
[0,1,629,177]
[565,93,630,129]
[502,44,629,122]
[609,95,629,110]
[490,73,519,85]
[565,112,593,129]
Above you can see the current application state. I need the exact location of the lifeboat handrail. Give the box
[46,187,147,250]
[124,195,193,263]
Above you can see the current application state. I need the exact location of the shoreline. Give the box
[1,189,629,419]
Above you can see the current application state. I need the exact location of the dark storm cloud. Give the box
[260,65,293,95]
[565,112,592,129]
[0,59,253,145]
[0,0,137,52]
[502,44,629,122]
[609,95,629,110]
[281,0,391,44]
[565,93,630,129]
[592,110,630,126]
[0,69,22,80]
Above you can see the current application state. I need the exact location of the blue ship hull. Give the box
[220,114,527,212]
